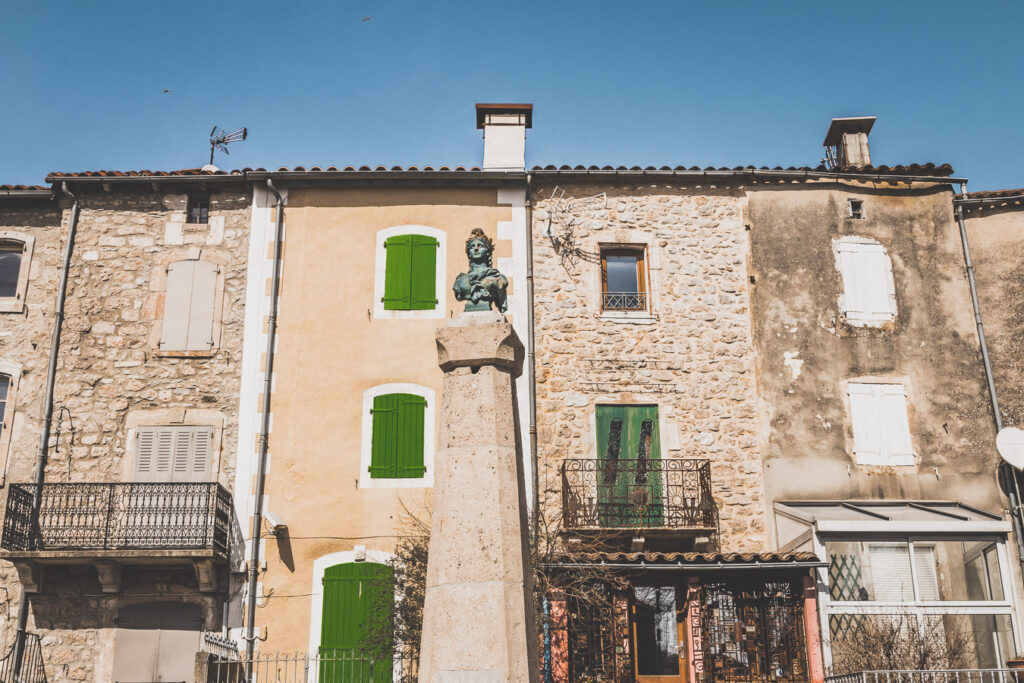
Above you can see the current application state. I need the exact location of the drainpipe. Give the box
[526,173,539,535]
[954,183,1024,570]
[12,182,80,674]
[244,180,284,667]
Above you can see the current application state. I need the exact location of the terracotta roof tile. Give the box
[48,168,243,179]
[961,188,1024,200]
[556,551,821,565]
[0,185,49,191]
[529,163,954,177]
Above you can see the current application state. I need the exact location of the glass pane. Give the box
[925,541,1004,602]
[634,586,679,675]
[930,614,1016,668]
[826,541,913,601]
[604,253,639,294]
[828,614,920,673]
[0,249,22,298]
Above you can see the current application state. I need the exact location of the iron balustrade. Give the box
[1,482,231,556]
[0,632,46,683]
[561,458,717,531]
[602,291,648,311]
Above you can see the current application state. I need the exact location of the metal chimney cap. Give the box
[824,116,876,146]
[475,103,533,129]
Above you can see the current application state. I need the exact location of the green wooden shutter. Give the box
[382,236,413,310]
[396,394,427,478]
[320,562,394,683]
[409,235,438,310]
[370,394,398,478]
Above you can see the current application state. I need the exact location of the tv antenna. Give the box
[209,126,248,165]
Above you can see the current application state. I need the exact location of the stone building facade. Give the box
[0,174,252,682]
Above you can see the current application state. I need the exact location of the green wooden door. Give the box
[595,405,663,527]
[320,562,393,682]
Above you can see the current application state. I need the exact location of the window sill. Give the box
[599,310,656,325]
[155,349,217,359]
[0,299,25,314]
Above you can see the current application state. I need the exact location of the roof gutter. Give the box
[955,193,1024,207]
[540,561,827,571]
[0,189,52,199]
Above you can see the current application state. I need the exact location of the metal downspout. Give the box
[244,180,284,668]
[12,182,80,675]
[954,183,1024,569]
[526,173,539,535]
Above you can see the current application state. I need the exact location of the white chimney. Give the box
[824,116,876,168]
[476,103,533,170]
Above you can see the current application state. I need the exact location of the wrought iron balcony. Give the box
[602,291,647,311]
[1,482,231,557]
[561,458,717,532]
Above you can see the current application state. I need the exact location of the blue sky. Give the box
[2,1,1022,190]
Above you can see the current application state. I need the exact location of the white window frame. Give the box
[834,236,897,326]
[0,358,21,485]
[372,226,446,320]
[846,381,915,467]
[814,532,1021,669]
[359,383,435,489]
[0,231,34,314]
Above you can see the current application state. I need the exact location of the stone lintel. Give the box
[12,562,42,593]
[436,317,517,372]
[94,561,122,593]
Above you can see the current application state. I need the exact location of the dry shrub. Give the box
[829,614,972,674]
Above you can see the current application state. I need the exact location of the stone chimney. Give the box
[476,103,533,170]
[824,116,876,168]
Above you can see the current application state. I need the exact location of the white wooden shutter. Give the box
[186,261,217,352]
[160,261,195,351]
[135,426,214,482]
[848,383,915,466]
[869,544,915,601]
[837,240,897,323]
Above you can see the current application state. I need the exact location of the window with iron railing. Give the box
[600,245,647,312]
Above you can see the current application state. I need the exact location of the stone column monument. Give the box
[418,230,538,683]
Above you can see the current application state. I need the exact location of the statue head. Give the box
[465,228,494,267]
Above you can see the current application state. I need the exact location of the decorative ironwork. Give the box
[1,482,231,556]
[603,291,647,311]
[206,649,389,683]
[561,458,717,531]
[700,578,808,683]
[0,632,47,683]
[566,582,634,683]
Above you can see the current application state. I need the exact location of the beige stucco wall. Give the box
[254,186,519,653]
[530,182,768,553]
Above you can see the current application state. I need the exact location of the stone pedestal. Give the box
[419,313,539,683]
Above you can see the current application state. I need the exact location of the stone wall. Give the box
[531,183,767,552]
[0,187,250,681]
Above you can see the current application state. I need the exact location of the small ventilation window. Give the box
[848,199,865,219]
[186,195,210,224]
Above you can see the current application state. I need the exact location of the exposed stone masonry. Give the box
[531,184,767,552]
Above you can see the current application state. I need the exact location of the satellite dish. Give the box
[997,427,1024,469]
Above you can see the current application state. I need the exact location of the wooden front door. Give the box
[320,561,393,683]
[633,586,688,683]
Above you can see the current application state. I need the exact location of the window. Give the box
[0,374,9,440]
[0,362,19,486]
[186,195,210,224]
[600,245,646,311]
[848,199,865,219]
[825,538,1017,668]
[134,425,214,482]
[382,234,438,310]
[0,232,34,313]
[369,393,427,479]
[159,259,218,353]
[835,237,897,325]
[847,382,914,466]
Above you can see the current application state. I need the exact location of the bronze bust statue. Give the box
[453,228,509,313]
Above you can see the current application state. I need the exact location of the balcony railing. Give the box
[602,291,647,311]
[561,458,717,531]
[1,482,231,556]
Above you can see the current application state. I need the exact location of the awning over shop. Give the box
[774,500,1011,552]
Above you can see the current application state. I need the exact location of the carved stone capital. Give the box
[193,559,218,593]
[94,561,122,594]
[12,562,42,593]
[436,317,518,372]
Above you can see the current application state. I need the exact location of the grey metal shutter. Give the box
[186,260,218,352]
[135,426,214,482]
[160,261,195,351]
